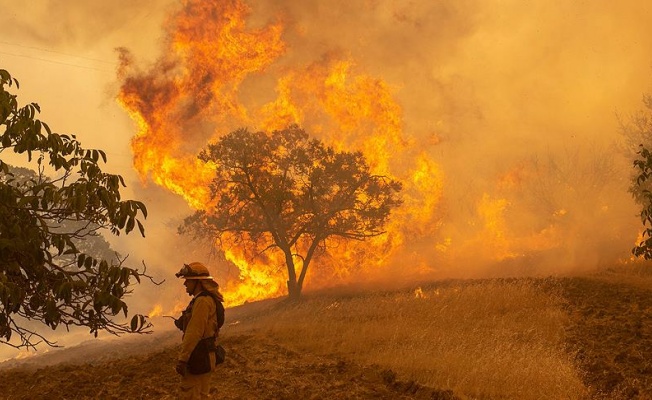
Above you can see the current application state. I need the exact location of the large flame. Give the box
[117,0,443,306]
[117,0,285,209]
[117,0,633,306]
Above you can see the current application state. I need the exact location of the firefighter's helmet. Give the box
[175,262,214,280]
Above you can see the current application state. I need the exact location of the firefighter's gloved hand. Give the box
[174,317,183,331]
[175,360,188,376]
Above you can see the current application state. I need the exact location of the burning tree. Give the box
[0,69,152,349]
[180,125,402,300]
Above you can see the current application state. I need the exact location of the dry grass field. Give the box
[231,279,585,400]
[1,272,652,399]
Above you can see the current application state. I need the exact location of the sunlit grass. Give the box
[229,279,587,399]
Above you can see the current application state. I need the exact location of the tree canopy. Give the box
[0,68,152,349]
[181,125,402,300]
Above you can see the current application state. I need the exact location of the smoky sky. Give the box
[0,1,169,47]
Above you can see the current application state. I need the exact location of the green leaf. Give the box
[126,217,135,234]
[137,219,145,237]
[0,68,155,345]
[134,201,148,218]
[118,212,128,229]
[0,69,10,82]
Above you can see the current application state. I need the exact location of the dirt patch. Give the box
[218,334,457,400]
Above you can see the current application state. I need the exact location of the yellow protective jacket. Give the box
[178,294,218,363]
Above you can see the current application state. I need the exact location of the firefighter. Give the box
[174,262,224,400]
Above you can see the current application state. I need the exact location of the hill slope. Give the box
[0,333,455,400]
[1,276,651,399]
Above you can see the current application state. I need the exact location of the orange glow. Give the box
[117,0,285,211]
[259,58,405,175]
[14,349,46,360]
[477,193,515,261]
[147,302,187,319]
[118,0,445,306]
[147,304,164,318]
[119,0,626,306]
[117,0,627,306]
[222,247,287,306]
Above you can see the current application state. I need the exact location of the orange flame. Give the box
[477,193,515,261]
[147,304,164,318]
[116,0,449,305]
[117,0,635,305]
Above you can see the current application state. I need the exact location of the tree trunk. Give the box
[287,279,301,301]
[297,238,320,293]
[283,246,302,301]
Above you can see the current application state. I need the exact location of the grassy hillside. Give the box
[1,274,652,399]
[228,278,585,399]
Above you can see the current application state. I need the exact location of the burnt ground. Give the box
[558,277,652,399]
[1,277,652,399]
[0,333,457,400]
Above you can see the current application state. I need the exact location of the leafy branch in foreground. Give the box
[633,144,652,259]
[0,68,157,350]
